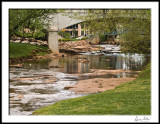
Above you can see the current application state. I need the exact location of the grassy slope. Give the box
[33,64,151,115]
[9,42,50,59]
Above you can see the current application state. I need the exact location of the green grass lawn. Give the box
[9,42,51,59]
[33,64,151,115]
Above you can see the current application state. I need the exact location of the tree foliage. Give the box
[58,31,72,39]
[9,9,57,39]
[70,9,151,54]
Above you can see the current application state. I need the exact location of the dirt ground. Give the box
[64,77,135,94]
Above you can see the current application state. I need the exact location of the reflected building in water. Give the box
[47,54,149,74]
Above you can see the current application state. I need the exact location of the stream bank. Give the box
[33,63,151,115]
[9,51,150,115]
[9,40,103,64]
[9,39,150,115]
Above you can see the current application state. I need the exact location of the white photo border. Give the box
[2,1,159,123]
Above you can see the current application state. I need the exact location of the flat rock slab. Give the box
[64,77,135,94]
[70,69,140,77]
[10,64,23,68]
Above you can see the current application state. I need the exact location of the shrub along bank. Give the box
[33,63,151,115]
[58,37,87,42]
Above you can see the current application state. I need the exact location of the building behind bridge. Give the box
[51,11,124,44]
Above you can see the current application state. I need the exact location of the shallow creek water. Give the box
[9,49,150,115]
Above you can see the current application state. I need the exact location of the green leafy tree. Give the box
[9,9,57,39]
[118,10,151,54]
[70,9,151,54]
[58,31,71,39]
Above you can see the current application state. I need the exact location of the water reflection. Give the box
[46,54,149,74]
[21,53,150,77]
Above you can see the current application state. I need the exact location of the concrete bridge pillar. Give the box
[78,24,81,37]
[48,26,59,54]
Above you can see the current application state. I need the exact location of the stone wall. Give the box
[10,37,102,53]
[58,40,90,49]
[58,40,104,53]
[10,37,90,48]
[10,37,48,46]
